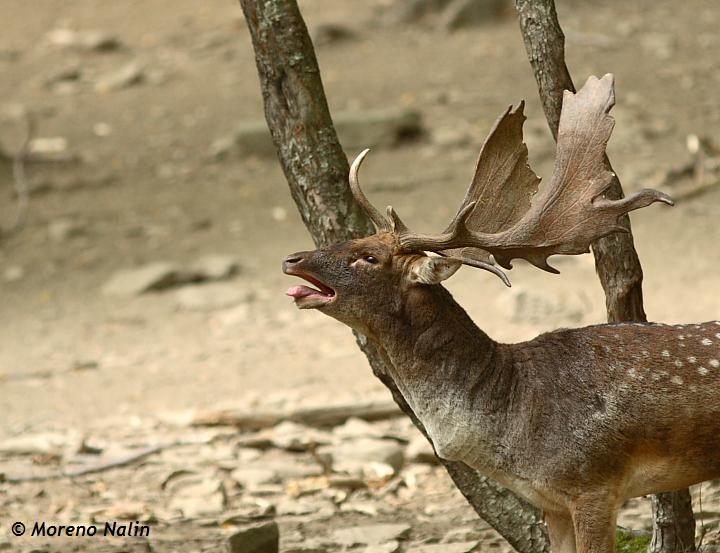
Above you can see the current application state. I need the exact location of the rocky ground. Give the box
[2,401,720,552]
[1,401,513,552]
[1,0,720,551]
[3,401,720,552]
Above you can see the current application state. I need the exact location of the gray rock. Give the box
[328,475,367,491]
[222,501,276,523]
[227,521,279,553]
[275,501,316,517]
[262,460,322,480]
[339,499,378,515]
[317,438,404,474]
[218,107,423,158]
[0,432,69,455]
[283,542,326,553]
[274,498,334,517]
[46,28,121,51]
[331,524,411,546]
[440,0,508,30]
[209,135,240,160]
[3,265,24,282]
[409,541,478,553]
[45,63,83,87]
[334,108,423,150]
[168,477,226,518]
[333,417,384,440]
[102,262,188,296]
[79,30,122,51]
[106,255,242,301]
[497,286,593,325]
[223,120,276,157]
[431,126,471,149]
[237,448,263,463]
[384,0,507,28]
[29,137,68,156]
[94,62,144,93]
[640,33,676,61]
[231,468,278,490]
[405,435,439,464]
[384,0,446,25]
[269,421,332,452]
[190,254,240,280]
[48,218,86,242]
[441,528,480,543]
[175,283,251,311]
[363,542,400,553]
[312,23,357,46]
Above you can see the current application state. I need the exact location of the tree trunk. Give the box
[649,493,698,553]
[239,1,549,551]
[515,1,697,551]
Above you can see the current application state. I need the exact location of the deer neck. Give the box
[366,285,520,471]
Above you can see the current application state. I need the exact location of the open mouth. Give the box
[285,272,336,309]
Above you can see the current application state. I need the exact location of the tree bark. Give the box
[515,1,696,551]
[649,493,698,553]
[239,1,549,551]
[237,0,372,247]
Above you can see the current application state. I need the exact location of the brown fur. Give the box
[283,233,720,553]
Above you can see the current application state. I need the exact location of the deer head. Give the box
[283,74,673,334]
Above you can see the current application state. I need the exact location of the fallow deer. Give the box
[282,74,720,553]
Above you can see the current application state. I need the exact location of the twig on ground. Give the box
[2,111,35,238]
[4,444,164,483]
[62,445,163,478]
[191,400,403,430]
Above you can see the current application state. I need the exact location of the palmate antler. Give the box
[349,74,673,285]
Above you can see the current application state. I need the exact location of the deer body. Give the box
[371,286,720,508]
[283,75,716,552]
[323,262,720,510]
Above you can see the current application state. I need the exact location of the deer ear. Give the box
[409,256,462,285]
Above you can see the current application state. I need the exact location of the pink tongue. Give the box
[286,285,321,298]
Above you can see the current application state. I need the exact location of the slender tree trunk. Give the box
[649,493,698,553]
[239,1,549,551]
[515,1,697,551]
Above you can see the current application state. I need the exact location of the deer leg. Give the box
[545,510,577,553]
[570,492,618,553]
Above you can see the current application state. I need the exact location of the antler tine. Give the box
[398,201,480,251]
[386,206,410,234]
[349,149,391,232]
[442,252,512,287]
[399,202,515,285]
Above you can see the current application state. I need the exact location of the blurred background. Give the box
[1,0,719,551]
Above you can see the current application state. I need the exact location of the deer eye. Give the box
[363,255,379,264]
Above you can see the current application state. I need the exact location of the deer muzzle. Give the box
[282,251,336,309]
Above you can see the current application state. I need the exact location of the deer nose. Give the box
[282,252,306,273]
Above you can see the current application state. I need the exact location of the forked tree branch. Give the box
[515,1,696,551]
[239,0,549,551]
